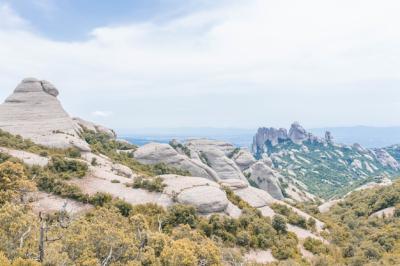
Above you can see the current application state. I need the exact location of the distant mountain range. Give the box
[119,126,400,148]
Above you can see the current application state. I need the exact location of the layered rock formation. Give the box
[252,122,320,154]
[134,139,293,201]
[373,149,400,170]
[0,78,91,151]
[0,78,116,152]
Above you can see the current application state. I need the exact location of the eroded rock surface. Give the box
[245,162,284,200]
[0,78,90,151]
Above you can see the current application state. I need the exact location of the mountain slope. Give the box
[252,122,400,199]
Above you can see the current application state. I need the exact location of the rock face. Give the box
[0,78,90,151]
[134,140,252,183]
[251,122,400,199]
[252,122,313,154]
[185,139,248,182]
[232,149,256,171]
[162,175,230,213]
[73,117,116,138]
[288,122,308,144]
[374,149,400,170]
[134,142,221,181]
[252,127,288,154]
[245,162,284,200]
[134,139,291,201]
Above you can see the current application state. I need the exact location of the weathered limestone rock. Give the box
[233,186,275,208]
[288,122,308,144]
[112,163,134,178]
[134,143,220,181]
[245,162,284,200]
[0,147,49,167]
[73,117,116,138]
[0,78,90,151]
[177,186,229,213]
[219,179,249,190]
[161,175,230,214]
[185,139,248,182]
[252,127,288,154]
[232,149,256,171]
[374,149,400,170]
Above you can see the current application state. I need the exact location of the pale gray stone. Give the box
[177,186,229,213]
[0,78,90,151]
[232,149,256,171]
[134,143,220,181]
[246,162,284,200]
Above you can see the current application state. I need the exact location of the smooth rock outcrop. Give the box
[134,143,220,181]
[185,139,248,182]
[73,117,116,138]
[232,149,256,171]
[177,186,228,213]
[245,162,284,200]
[161,175,235,214]
[374,149,400,170]
[0,78,90,151]
[0,147,49,167]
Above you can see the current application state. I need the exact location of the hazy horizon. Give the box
[1,0,400,130]
[118,125,400,149]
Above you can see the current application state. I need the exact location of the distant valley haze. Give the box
[119,125,400,149]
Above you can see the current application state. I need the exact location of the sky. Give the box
[0,0,400,132]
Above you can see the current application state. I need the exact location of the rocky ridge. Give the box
[0,78,324,242]
[252,122,400,198]
[132,139,310,201]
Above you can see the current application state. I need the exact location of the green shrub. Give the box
[49,156,88,179]
[272,215,287,234]
[303,237,329,255]
[113,199,133,217]
[271,203,309,229]
[91,157,98,166]
[36,174,89,202]
[164,205,198,229]
[132,176,166,192]
[89,192,113,207]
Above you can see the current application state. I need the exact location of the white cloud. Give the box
[0,3,29,29]
[91,111,112,118]
[0,0,400,129]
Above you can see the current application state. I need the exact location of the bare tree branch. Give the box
[101,247,113,266]
[19,226,31,248]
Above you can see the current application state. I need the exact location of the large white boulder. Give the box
[185,139,248,182]
[0,78,90,151]
[232,149,256,171]
[245,161,284,200]
[134,142,221,181]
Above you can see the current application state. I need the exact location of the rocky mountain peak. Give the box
[288,121,308,144]
[252,122,314,154]
[0,78,113,151]
[11,77,59,99]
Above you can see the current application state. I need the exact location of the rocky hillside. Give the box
[252,122,400,199]
[0,78,330,264]
[134,138,316,202]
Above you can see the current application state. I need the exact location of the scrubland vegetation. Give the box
[1,129,400,265]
